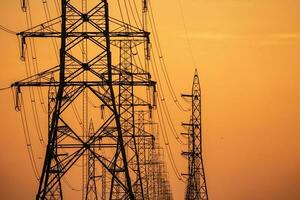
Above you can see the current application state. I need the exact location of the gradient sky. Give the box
[0,0,300,199]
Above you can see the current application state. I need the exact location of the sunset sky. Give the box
[0,0,300,199]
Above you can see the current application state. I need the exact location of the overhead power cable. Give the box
[0,24,16,35]
[19,93,40,181]
[150,43,186,146]
[117,0,125,22]
[148,2,190,112]
[131,0,143,27]
[41,0,60,62]
[176,0,196,66]
[157,99,183,181]
[127,0,142,28]
[0,86,11,91]
[123,0,132,26]
[24,48,46,146]
[26,1,48,113]
[16,0,48,150]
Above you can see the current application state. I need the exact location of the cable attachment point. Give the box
[146,38,151,60]
[152,85,157,109]
[100,104,105,119]
[17,33,26,61]
[142,0,148,13]
[14,85,22,111]
[20,0,27,12]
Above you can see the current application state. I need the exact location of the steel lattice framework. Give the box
[182,70,208,200]
[10,0,166,199]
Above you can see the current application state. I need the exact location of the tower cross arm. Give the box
[18,31,150,38]
[16,17,61,38]
[181,93,193,98]
[11,80,155,88]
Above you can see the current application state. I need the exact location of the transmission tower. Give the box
[86,119,98,200]
[182,69,209,200]
[12,0,157,199]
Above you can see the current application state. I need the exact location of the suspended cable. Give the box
[0,24,16,35]
[150,45,186,145]
[0,86,11,91]
[176,0,196,66]
[29,50,48,114]
[158,91,187,145]
[27,32,48,113]
[53,0,60,15]
[20,93,40,181]
[148,2,190,112]
[41,0,60,62]
[117,0,125,22]
[132,0,143,27]
[24,48,46,146]
[157,100,183,181]
[157,99,182,179]
[123,0,132,25]
[127,0,142,28]
[62,177,82,192]
[22,0,48,113]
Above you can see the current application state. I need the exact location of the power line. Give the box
[23,49,46,145]
[148,2,190,112]
[150,51,185,177]
[19,93,40,181]
[127,0,142,28]
[0,86,11,91]
[131,0,143,27]
[150,43,186,146]
[123,0,132,25]
[176,0,196,66]
[117,0,125,22]
[157,100,183,181]
[0,24,16,35]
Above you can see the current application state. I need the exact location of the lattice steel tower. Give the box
[182,69,209,200]
[12,0,157,199]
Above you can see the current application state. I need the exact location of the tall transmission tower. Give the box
[182,69,209,200]
[12,0,158,199]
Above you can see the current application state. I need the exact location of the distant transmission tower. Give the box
[182,69,209,200]
[12,0,158,199]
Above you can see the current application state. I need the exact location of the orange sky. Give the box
[1,0,300,200]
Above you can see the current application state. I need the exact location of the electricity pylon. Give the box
[182,69,209,200]
[86,119,98,200]
[12,0,156,199]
